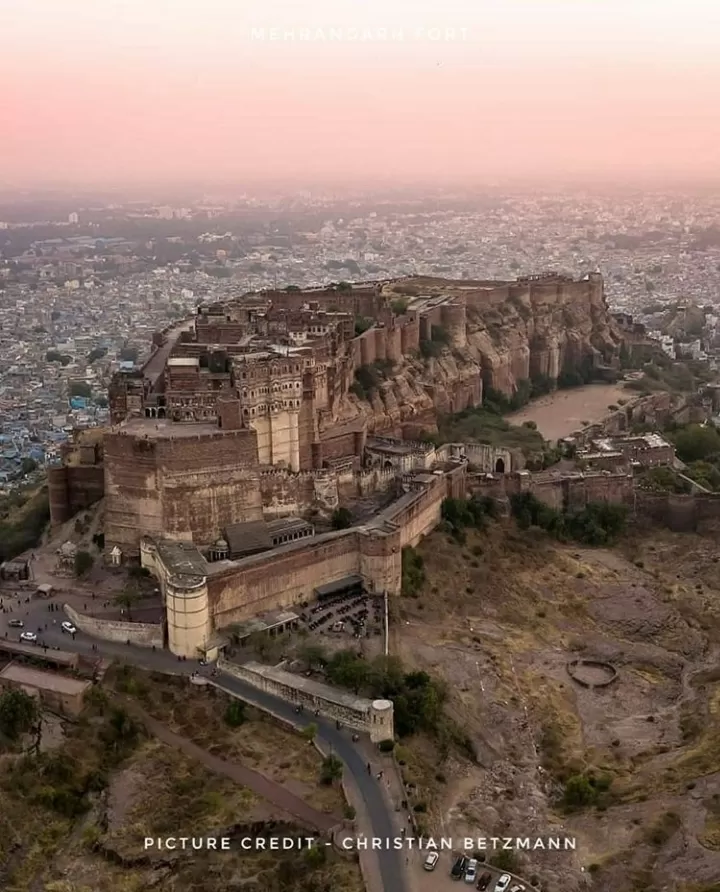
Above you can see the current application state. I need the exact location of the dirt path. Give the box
[123,701,339,833]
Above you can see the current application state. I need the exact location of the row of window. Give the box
[271,529,313,546]
[242,401,301,416]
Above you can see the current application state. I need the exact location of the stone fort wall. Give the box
[47,465,105,525]
[148,471,451,655]
[63,603,163,648]
[103,426,262,554]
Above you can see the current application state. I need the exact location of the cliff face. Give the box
[330,274,623,434]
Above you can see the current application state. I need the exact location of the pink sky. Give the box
[3,0,719,187]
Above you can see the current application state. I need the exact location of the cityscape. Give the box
[2,1,720,891]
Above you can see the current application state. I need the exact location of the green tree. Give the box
[0,689,39,741]
[331,507,353,530]
[20,457,38,475]
[74,549,94,577]
[301,723,317,743]
[224,701,246,727]
[87,347,107,363]
[672,424,720,463]
[113,582,142,621]
[320,753,343,785]
[69,381,92,399]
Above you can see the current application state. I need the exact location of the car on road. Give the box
[494,876,512,892]
[8,619,24,628]
[477,872,492,890]
[423,851,439,871]
[19,631,37,643]
[464,859,479,884]
[451,855,468,879]
[61,621,77,635]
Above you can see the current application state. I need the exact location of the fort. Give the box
[46,273,647,657]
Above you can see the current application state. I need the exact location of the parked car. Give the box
[8,619,24,628]
[61,621,77,635]
[451,855,468,880]
[464,859,479,884]
[423,851,439,871]
[477,872,492,890]
[510,886,526,892]
[20,631,37,643]
[494,876,512,892]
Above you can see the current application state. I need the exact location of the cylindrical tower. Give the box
[369,699,394,742]
[165,575,211,658]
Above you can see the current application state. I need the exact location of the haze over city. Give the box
[4,0,720,188]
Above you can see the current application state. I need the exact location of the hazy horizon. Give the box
[4,0,720,189]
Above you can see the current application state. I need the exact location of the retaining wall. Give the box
[63,604,164,648]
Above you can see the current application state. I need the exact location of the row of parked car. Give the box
[8,619,77,641]
[423,851,526,892]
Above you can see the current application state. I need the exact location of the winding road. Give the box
[1,597,408,892]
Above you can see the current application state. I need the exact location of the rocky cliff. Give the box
[331,273,624,434]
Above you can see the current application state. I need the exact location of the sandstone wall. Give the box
[208,531,362,626]
[104,427,263,553]
[63,603,164,648]
[217,658,394,742]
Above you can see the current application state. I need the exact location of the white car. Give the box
[494,876,512,892]
[464,858,478,883]
[423,851,439,871]
[510,886,526,892]
[61,621,77,634]
[20,631,37,643]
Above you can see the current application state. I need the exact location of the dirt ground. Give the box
[506,383,630,440]
[0,670,363,892]
[393,520,720,892]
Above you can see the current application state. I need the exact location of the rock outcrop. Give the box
[333,273,624,433]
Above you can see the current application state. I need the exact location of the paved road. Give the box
[0,594,409,892]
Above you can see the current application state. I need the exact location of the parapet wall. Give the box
[63,604,164,648]
[217,658,394,742]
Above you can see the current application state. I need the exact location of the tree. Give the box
[0,689,40,741]
[69,381,92,399]
[224,701,246,727]
[20,457,38,475]
[331,507,353,530]
[74,550,94,577]
[301,723,317,743]
[320,753,343,785]
[113,582,142,621]
[672,424,720,463]
[87,347,107,363]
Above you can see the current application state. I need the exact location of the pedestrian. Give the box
[367,763,371,775]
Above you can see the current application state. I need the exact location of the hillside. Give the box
[333,276,624,434]
[392,516,720,892]
[0,669,363,892]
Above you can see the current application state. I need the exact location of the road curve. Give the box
[1,609,408,892]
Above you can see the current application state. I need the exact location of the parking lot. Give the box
[414,850,533,892]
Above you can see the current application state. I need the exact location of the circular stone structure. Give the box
[566,659,618,688]
[369,699,394,743]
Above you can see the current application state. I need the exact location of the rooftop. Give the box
[155,539,208,578]
[0,662,91,697]
[117,418,224,439]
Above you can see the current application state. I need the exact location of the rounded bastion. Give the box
[369,698,394,743]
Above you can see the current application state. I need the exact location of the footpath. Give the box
[120,699,338,833]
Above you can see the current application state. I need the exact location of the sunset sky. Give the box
[4,0,719,188]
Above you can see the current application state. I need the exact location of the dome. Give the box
[215,538,229,550]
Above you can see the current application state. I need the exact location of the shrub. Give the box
[224,701,246,727]
[378,739,396,752]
